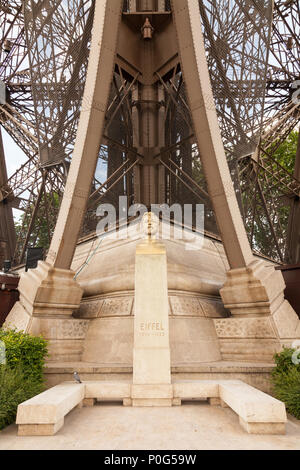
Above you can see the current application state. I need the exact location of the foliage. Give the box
[241,130,299,260]
[0,329,48,383]
[273,347,297,372]
[271,348,300,420]
[14,192,60,252]
[0,365,43,430]
[0,329,48,430]
[270,130,299,174]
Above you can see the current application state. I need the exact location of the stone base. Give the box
[239,417,286,435]
[83,398,96,407]
[216,337,280,363]
[172,398,182,406]
[10,261,83,318]
[132,398,173,407]
[18,418,64,436]
[220,399,229,408]
[220,259,286,315]
[209,397,221,406]
[5,303,89,362]
[208,397,228,408]
[85,381,131,401]
[123,398,132,407]
[133,238,172,389]
[4,261,83,334]
[4,261,86,362]
[173,379,219,400]
[219,259,300,361]
[131,384,173,407]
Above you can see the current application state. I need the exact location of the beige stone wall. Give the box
[77,290,226,365]
[44,365,274,395]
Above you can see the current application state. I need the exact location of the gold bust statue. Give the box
[141,212,159,240]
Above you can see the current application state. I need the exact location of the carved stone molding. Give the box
[199,299,228,318]
[214,318,277,339]
[100,297,133,317]
[170,296,203,316]
[77,300,104,319]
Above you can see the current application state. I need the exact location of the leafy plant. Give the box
[14,191,60,256]
[269,130,299,174]
[0,365,43,430]
[0,329,48,383]
[271,348,300,419]
[0,329,48,430]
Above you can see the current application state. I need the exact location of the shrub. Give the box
[0,329,48,430]
[0,329,48,383]
[271,347,300,419]
[0,365,43,430]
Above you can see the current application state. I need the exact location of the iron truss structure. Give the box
[0,0,299,267]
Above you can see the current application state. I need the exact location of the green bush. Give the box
[0,329,48,382]
[271,347,300,419]
[0,365,43,430]
[0,329,48,430]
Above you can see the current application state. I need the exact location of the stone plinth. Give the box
[4,261,84,361]
[132,237,172,406]
[12,261,82,318]
[219,259,300,361]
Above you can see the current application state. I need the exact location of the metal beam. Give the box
[46,0,123,269]
[172,0,254,269]
[0,127,16,265]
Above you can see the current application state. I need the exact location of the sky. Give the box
[1,128,30,222]
[1,123,109,224]
[2,128,27,178]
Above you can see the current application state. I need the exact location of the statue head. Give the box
[141,211,159,239]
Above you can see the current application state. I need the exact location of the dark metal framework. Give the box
[0,0,299,266]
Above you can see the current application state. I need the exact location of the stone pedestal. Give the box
[4,261,85,361]
[220,260,285,316]
[7,261,83,319]
[132,237,172,406]
[218,259,300,361]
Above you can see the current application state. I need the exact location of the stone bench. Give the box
[16,379,287,436]
[218,380,287,434]
[84,381,132,406]
[173,379,287,434]
[173,380,220,401]
[16,383,85,436]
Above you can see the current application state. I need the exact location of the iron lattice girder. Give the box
[266,0,300,113]
[271,0,300,77]
[0,1,25,84]
[23,0,95,167]
[250,101,300,198]
[199,0,273,151]
[0,0,299,265]
[0,0,297,163]
[240,155,292,262]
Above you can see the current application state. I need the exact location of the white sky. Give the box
[1,128,28,221]
[2,128,27,177]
